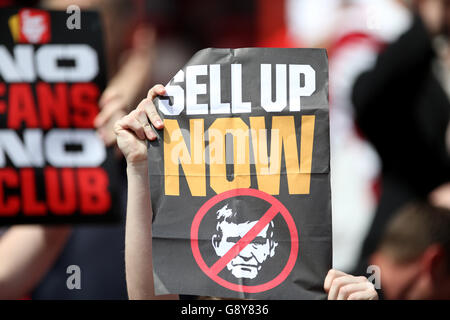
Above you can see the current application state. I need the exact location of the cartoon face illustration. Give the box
[211,204,278,280]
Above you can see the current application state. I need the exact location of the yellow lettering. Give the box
[249,115,315,194]
[209,117,250,194]
[164,119,206,196]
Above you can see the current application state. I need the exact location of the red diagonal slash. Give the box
[191,188,299,293]
[208,205,280,276]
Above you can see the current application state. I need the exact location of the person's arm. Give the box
[95,25,156,146]
[324,269,378,300]
[0,225,70,300]
[115,85,178,300]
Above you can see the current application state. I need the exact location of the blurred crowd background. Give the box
[1,0,449,300]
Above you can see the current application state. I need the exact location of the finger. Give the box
[114,117,136,141]
[98,110,127,144]
[105,132,118,146]
[324,269,347,292]
[119,112,146,140]
[328,276,366,300]
[147,84,166,100]
[98,127,117,147]
[99,88,120,108]
[348,286,378,300]
[337,282,370,300]
[135,108,157,141]
[94,99,127,128]
[139,98,164,129]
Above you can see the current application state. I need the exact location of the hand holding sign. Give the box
[324,269,378,300]
[114,85,165,165]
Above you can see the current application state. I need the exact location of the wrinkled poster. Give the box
[149,48,331,299]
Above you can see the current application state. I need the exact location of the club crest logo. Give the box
[8,8,51,44]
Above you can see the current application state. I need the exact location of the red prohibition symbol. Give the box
[190,188,299,293]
